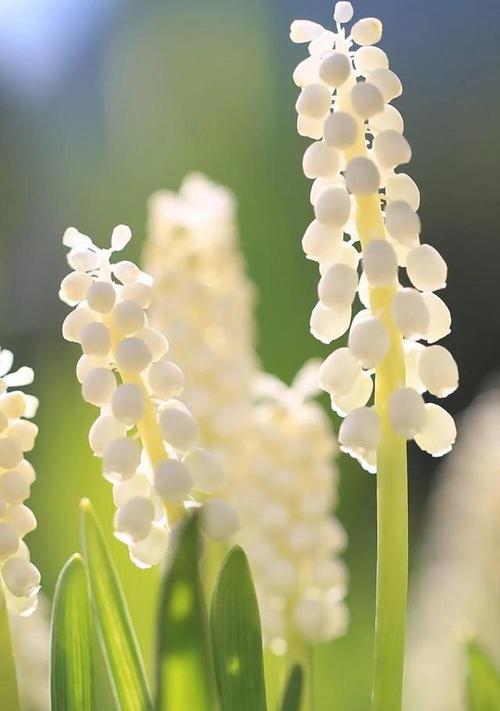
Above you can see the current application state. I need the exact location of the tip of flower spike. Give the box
[334,2,354,24]
[290,19,324,44]
[111,224,132,251]
[79,498,92,512]
[63,227,92,250]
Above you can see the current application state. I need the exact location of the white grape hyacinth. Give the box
[292,2,457,472]
[405,387,500,711]
[143,175,348,649]
[60,225,239,568]
[0,348,41,615]
[238,363,348,650]
[143,173,257,450]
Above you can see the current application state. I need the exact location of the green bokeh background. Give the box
[1,0,499,708]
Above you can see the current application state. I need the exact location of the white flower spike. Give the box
[292,1,457,471]
[60,225,239,568]
[0,348,41,615]
[143,175,348,649]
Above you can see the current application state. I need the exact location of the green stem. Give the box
[0,587,21,711]
[371,422,408,711]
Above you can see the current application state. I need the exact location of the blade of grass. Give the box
[279,665,303,711]
[467,641,500,711]
[0,586,21,711]
[50,554,94,710]
[80,498,153,711]
[210,545,267,711]
[155,512,215,711]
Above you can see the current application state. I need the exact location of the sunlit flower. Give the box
[0,349,41,615]
[143,175,348,648]
[291,1,457,472]
[60,225,239,567]
[143,174,258,537]
[405,387,500,711]
[238,363,348,648]
[143,173,258,448]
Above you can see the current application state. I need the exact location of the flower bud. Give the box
[414,404,456,456]
[388,387,426,438]
[373,130,412,169]
[111,383,146,425]
[154,459,192,502]
[344,156,380,195]
[201,499,239,540]
[392,289,429,339]
[303,142,340,179]
[406,244,447,292]
[351,18,383,46]
[296,84,332,119]
[351,81,384,118]
[418,346,458,397]
[319,347,361,395]
[354,46,389,73]
[323,111,358,149]
[339,407,381,455]
[363,239,398,285]
[318,263,358,308]
[348,316,389,368]
[314,186,351,226]
[319,52,351,87]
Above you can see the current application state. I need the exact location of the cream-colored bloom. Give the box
[405,388,500,711]
[60,225,238,568]
[292,1,457,471]
[143,175,347,647]
[0,348,40,615]
[239,365,348,648]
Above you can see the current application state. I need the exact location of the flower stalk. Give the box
[291,2,458,709]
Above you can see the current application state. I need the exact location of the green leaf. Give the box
[279,665,303,711]
[50,554,94,711]
[155,512,215,711]
[467,641,500,711]
[210,545,267,711]
[0,587,21,711]
[80,498,153,711]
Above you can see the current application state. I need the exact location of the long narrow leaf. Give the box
[279,665,303,711]
[155,512,215,711]
[210,545,267,711]
[51,554,94,711]
[467,641,500,711]
[0,586,21,711]
[80,498,153,711]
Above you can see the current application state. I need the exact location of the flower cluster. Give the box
[0,349,41,614]
[60,225,239,567]
[143,175,347,648]
[291,2,458,471]
[144,173,258,448]
[238,364,348,648]
[406,388,500,711]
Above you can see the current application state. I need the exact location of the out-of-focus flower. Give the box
[239,363,348,649]
[143,175,347,649]
[0,348,41,615]
[10,595,50,711]
[405,387,500,711]
[144,173,258,449]
[291,1,457,472]
[59,225,239,568]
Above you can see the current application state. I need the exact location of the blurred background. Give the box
[1,0,499,708]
